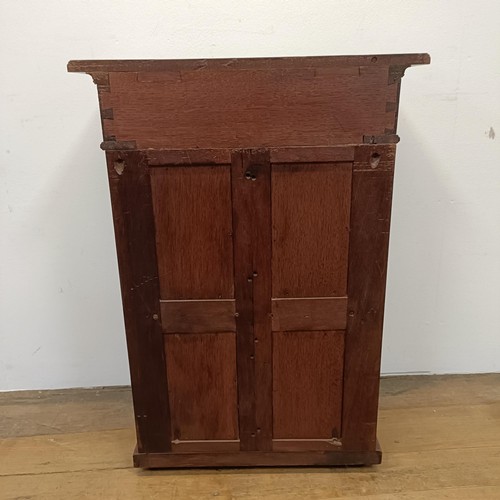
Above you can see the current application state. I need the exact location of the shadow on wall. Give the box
[382,112,450,376]
[28,112,129,388]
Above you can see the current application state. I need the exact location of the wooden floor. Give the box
[0,374,499,499]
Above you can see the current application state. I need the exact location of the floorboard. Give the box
[0,374,499,499]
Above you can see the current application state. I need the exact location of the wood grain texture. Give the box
[271,297,348,331]
[273,331,344,440]
[6,373,500,496]
[99,66,392,149]
[68,53,431,73]
[271,162,352,298]
[270,146,354,163]
[67,54,431,468]
[341,145,395,452]
[160,299,236,333]
[146,149,231,166]
[134,448,380,468]
[248,150,273,452]
[271,439,342,452]
[231,149,273,451]
[165,333,238,442]
[150,166,234,300]
[105,151,171,453]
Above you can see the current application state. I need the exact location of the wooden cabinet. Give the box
[68,54,430,468]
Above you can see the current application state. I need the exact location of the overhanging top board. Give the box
[68,54,430,150]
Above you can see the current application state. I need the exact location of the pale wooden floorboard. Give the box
[0,374,499,499]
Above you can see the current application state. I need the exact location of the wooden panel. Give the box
[342,145,395,451]
[271,297,347,331]
[150,166,234,300]
[105,151,171,453]
[165,333,238,441]
[271,162,352,298]
[273,331,344,439]
[68,54,431,73]
[270,146,354,163]
[231,149,273,451]
[104,67,390,149]
[160,299,236,333]
[146,149,231,166]
[134,446,381,468]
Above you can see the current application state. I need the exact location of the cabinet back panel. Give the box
[151,166,234,300]
[106,67,389,149]
[271,163,352,298]
[272,330,344,439]
[165,333,239,441]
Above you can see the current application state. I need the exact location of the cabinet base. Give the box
[133,441,382,468]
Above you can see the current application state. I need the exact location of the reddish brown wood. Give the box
[150,166,234,300]
[270,146,354,163]
[247,150,273,452]
[105,151,171,453]
[70,54,429,468]
[146,149,231,166]
[68,53,430,73]
[134,447,381,468]
[85,65,408,150]
[341,145,395,452]
[231,150,257,451]
[160,300,236,333]
[231,149,273,452]
[271,162,352,298]
[273,331,344,440]
[165,333,238,442]
[271,297,348,331]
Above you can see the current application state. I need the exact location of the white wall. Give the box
[1,1,499,390]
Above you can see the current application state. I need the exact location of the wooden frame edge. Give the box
[133,448,382,468]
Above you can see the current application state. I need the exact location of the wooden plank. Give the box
[5,374,500,498]
[96,66,392,149]
[231,150,256,451]
[273,331,344,440]
[146,149,231,166]
[150,165,234,300]
[271,297,348,331]
[271,162,352,298]
[67,53,431,73]
[341,145,396,452]
[248,150,273,452]
[4,396,500,474]
[0,387,133,439]
[165,333,238,442]
[231,149,273,452]
[134,448,380,468]
[270,146,354,163]
[105,151,171,453]
[160,299,236,333]
[3,374,498,440]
